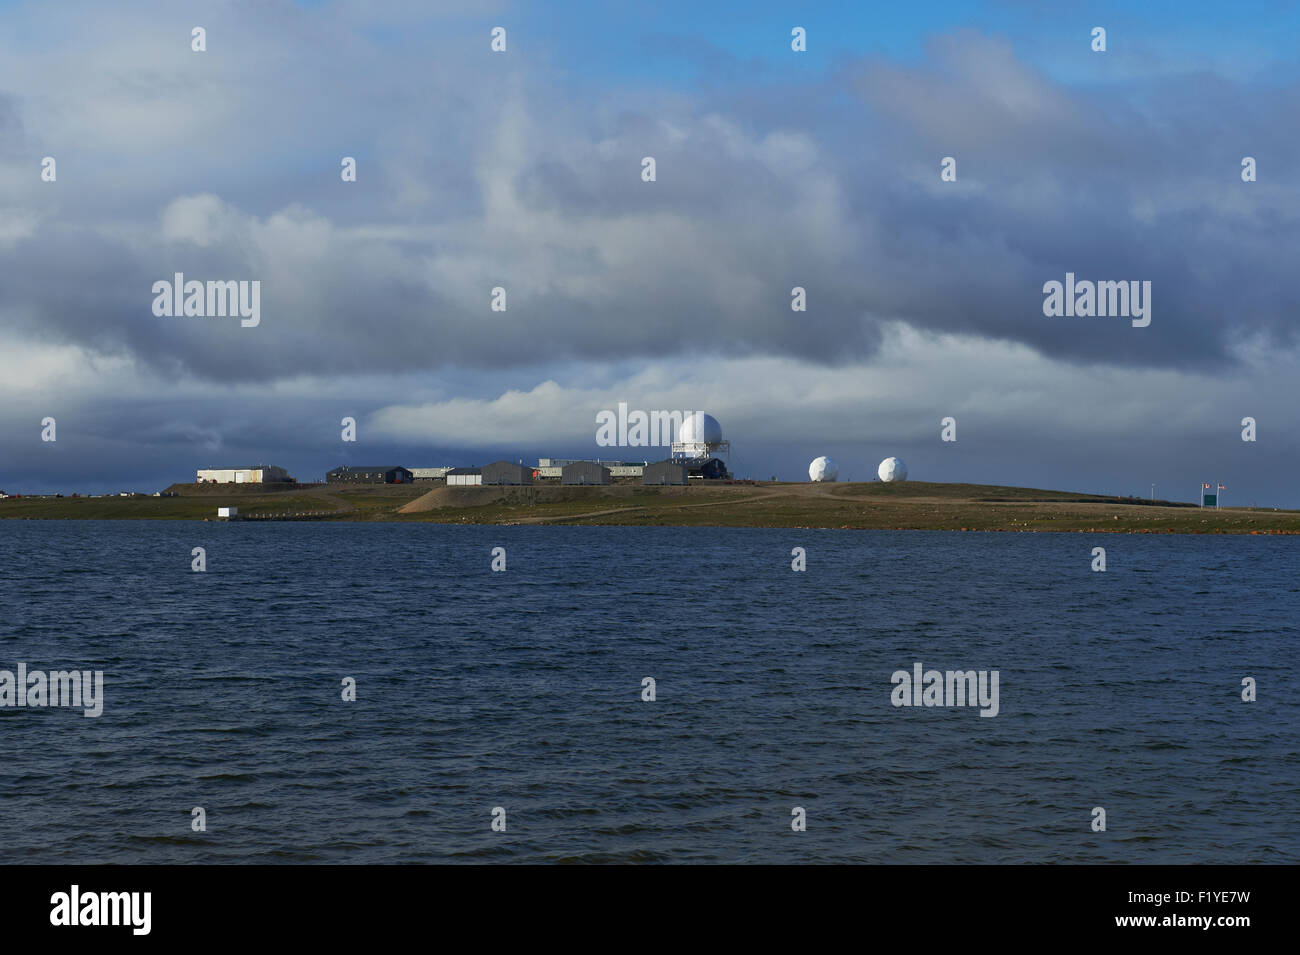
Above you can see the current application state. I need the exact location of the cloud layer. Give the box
[0,3,1295,502]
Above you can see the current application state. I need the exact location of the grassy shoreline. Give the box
[2,481,1298,534]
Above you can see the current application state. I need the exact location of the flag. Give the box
[1218,484,1226,490]
[1203,483,1211,489]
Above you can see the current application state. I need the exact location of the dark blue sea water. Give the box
[0,521,1296,864]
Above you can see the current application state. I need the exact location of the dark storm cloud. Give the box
[1,14,1297,384]
[830,33,1300,367]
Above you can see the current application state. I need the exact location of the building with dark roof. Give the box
[480,461,534,485]
[561,461,612,485]
[641,461,688,485]
[326,466,413,484]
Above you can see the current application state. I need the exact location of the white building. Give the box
[410,467,454,481]
[196,465,291,484]
[536,458,647,479]
[671,413,729,461]
[445,468,482,486]
[877,457,908,483]
[809,456,838,482]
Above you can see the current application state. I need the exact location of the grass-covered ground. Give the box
[0,492,341,520]
[397,482,1300,533]
[6,480,1289,533]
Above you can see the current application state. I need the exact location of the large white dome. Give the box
[679,413,722,446]
[809,456,838,482]
[877,456,908,482]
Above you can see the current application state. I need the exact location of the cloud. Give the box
[1,15,1296,386]
[365,322,1300,450]
[1,320,1295,502]
[0,5,1297,502]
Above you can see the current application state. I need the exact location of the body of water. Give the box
[1,521,1295,863]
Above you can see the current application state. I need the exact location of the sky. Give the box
[1,0,1297,504]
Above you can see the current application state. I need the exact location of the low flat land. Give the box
[2,481,1297,533]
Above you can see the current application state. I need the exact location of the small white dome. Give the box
[878,456,908,482]
[679,413,723,446]
[809,456,838,482]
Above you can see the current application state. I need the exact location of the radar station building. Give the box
[410,467,453,482]
[480,461,534,485]
[445,468,482,486]
[670,412,731,479]
[326,466,414,485]
[642,461,688,485]
[196,465,291,484]
[561,461,612,485]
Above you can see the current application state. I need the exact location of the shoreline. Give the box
[2,481,1297,535]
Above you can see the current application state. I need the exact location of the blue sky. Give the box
[360,0,1300,84]
[270,0,1300,86]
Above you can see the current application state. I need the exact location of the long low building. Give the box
[481,460,534,485]
[642,461,688,485]
[537,458,648,479]
[446,467,482,486]
[561,461,611,485]
[197,465,291,484]
[326,465,414,484]
[608,465,647,477]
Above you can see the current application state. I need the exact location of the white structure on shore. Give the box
[877,457,908,483]
[537,459,647,479]
[809,456,838,482]
[409,467,454,481]
[445,468,482,486]
[196,465,290,484]
[671,413,729,462]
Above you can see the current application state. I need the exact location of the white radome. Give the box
[809,456,838,482]
[678,413,723,447]
[877,457,908,482]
